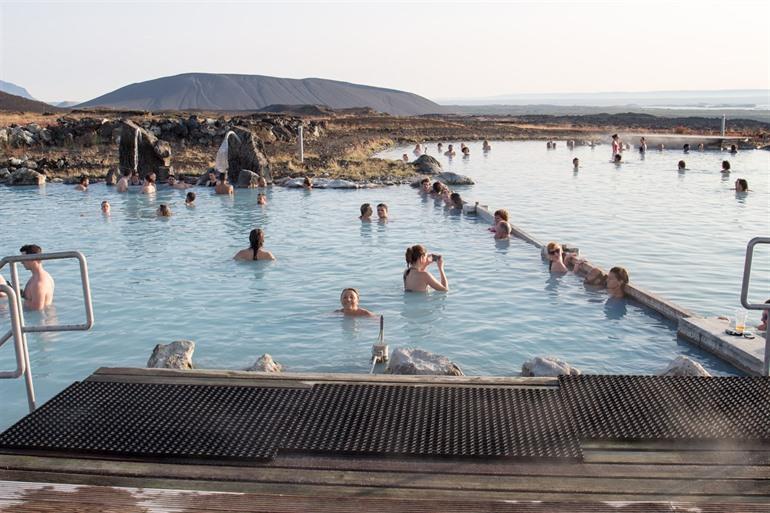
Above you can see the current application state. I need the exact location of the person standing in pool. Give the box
[234,228,275,261]
[203,170,218,187]
[141,176,156,194]
[678,160,686,171]
[494,221,512,240]
[607,267,629,298]
[403,245,448,292]
[444,144,456,157]
[303,177,313,189]
[721,161,731,174]
[74,176,89,191]
[449,192,464,209]
[116,171,130,192]
[377,203,389,221]
[130,170,141,186]
[359,203,373,221]
[734,179,749,193]
[546,242,568,273]
[413,143,423,156]
[18,244,55,311]
[639,137,647,153]
[257,193,267,205]
[488,209,509,233]
[419,178,432,195]
[611,134,621,157]
[336,288,375,317]
[572,157,580,171]
[483,140,491,151]
[215,173,234,195]
[101,200,111,215]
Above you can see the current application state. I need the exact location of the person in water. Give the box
[444,144,456,157]
[611,134,621,156]
[75,175,89,191]
[336,288,375,317]
[572,157,579,171]
[449,192,464,209]
[639,137,647,153]
[116,171,130,192]
[141,176,156,194]
[420,178,431,194]
[215,173,234,195]
[413,143,422,156]
[546,242,568,273]
[257,176,268,188]
[257,193,268,205]
[678,160,686,171]
[359,203,373,221]
[167,175,190,189]
[734,178,749,192]
[403,244,448,292]
[185,191,196,207]
[303,176,313,189]
[100,200,111,215]
[607,266,629,298]
[613,153,622,165]
[721,160,731,173]
[19,244,55,311]
[482,140,491,151]
[461,146,470,157]
[377,203,388,221]
[431,181,445,197]
[204,170,218,187]
[683,143,690,153]
[488,209,509,232]
[156,204,172,217]
[402,154,409,163]
[730,144,738,154]
[757,299,769,332]
[583,266,608,287]
[130,170,141,186]
[437,142,443,153]
[495,221,512,240]
[233,228,275,261]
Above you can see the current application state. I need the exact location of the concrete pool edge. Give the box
[473,203,765,376]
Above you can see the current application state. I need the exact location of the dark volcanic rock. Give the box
[413,154,442,175]
[118,120,172,178]
[224,126,271,183]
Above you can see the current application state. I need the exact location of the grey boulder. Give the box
[659,356,711,377]
[147,340,195,370]
[412,154,442,175]
[237,169,260,188]
[9,168,46,186]
[245,353,283,373]
[437,171,474,185]
[521,356,581,377]
[386,347,464,376]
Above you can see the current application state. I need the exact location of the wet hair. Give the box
[158,204,171,217]
[494,209,509,222]
[186,191,196,203]
[572,157,579,164]
[678,160,686,169]
[432,181,443,193]
[450,192,463,208]
[249,228,265,260]
[683,144,690,151]
[122,169,131,177]
[736,178,749,192]
[405,244,426,266]
[722,160,731,171]
[101,200,109,207]
[340,288,360,301]
[360,203,372,216]
[145,176,155,185]
[614,154,622,162]
[377,203,388,211]
[20,244,42,255]
[79,175,88,185]
[731,144,737,151]
[609,266,629,288]
[612,134,618,139]
[218,172,226,181]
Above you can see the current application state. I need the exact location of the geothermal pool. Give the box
[0,180,739,429]
[378,141,770,321]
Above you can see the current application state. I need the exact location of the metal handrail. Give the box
[0,251,94,411]
[739,237,770,376]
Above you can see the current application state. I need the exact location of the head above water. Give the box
[546,241,562,258]
[101,200,110,212]
[678,160,686,170]
[614,154,622,163]
[722,160,731,171]
[608,266,629,289]
[360,203,372,217]
[494,209,509,222]
[735,178,748,192]
[20,244,42,270]
[450,192,463,207]
[249,228,265,252]
[339,288,360,308]
[303,176,313,188]
[158,204,171,217]
[432,181,443,193]
[79,175,88,186]
[405,244,427,267]
[185,191,196,203]
[377,203,388,218]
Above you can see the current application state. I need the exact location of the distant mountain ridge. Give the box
[0,91,63,113]
[76,73,446,115]
[0,80,34,100]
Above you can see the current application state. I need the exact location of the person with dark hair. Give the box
[257,176,268,188]
[483,140,491,151]
[336,288,375,317]
[257,193,268,205]
[18,244,54,310]
[607,267,629,298]
[613,153,622,165]
[461,146,470,157]
[359,203,373,221]
[721,160,731,173]
[167,175,190,190]
[431,181,445,197]
[185,191,196,207]
[678,160,686,171]
[303,176,313,189]
[376,203,389,221]
[101,200,111,215]
[758,299,770,332]
[403,244,448,292]
[730,144,738,154]
[449,192,463,209]
[572,157,580,171]
[156,204,172,217]
[116,170,130,192]
[130,170,141,186]
[419,178,431,194]
[444,144,456,157]
[639,137,647,153]
[683,143,690,153]
[75,175,89,191]
[204,170,218,187]
[611,134,621,157]
[234,228,275,261]
[734,179,749,193]
[215,172,233,195]
[141,176,156,194]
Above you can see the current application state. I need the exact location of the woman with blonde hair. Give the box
[336,288,375,317]
[546,242,568,273]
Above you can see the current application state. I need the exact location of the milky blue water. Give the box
[0,157,753,428]
[378,141,770,321]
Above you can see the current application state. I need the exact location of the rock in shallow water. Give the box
[146,340,195,370]
[437,171,474,185]
[521,356,581,377]
[659,355,711,377]
[386,347,464,376]
[9,168,46,186]
[412,154,442,175]
[245,353,283,373]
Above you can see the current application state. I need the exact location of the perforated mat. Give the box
[559,375,770,440]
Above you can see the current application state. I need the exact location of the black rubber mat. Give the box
[559,375,770,440]
[286,383,580,459]
[0,381,309,460]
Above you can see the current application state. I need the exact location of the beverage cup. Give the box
[735,309,747,334]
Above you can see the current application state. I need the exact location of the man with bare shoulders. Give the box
[116,171,130,192]
[19,245,55,310]
[215,172,234,195]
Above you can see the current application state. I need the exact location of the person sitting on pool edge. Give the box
[607,266,629,299]
[185,191,196,207]
[734,178,749,193]
[721,160,731,173]
[403,244,448,292]
[546,242,568,273]
[75,175,89,191]
[377,203,388,221]
[359,203,373,221]
[678,160,686,171]
[495,221,512,240]
[19,244,55,311]
[215,172,233,195]
[233,228,275,261]
[336,288,375,317]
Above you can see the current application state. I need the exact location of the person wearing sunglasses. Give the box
[546,242,568,273]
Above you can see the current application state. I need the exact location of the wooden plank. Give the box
[84,374,313,389]
[2,472,770,504]
[1,461,769,496]
[4,481,770,513]
[2,453,769,481]
[92,367,559,387]
[584,449,770,465]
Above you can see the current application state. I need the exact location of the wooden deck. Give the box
[1,367,769,512]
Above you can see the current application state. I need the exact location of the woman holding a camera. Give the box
[403,244,449,293]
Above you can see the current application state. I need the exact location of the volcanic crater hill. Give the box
[76,73,448,116]
[0,91,64,113]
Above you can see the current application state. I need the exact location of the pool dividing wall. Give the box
[471,202,767,375]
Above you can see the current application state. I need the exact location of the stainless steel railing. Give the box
[740,237,770,376]
[0,251,94,411]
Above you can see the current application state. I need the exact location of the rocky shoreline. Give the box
[1,109,768,187]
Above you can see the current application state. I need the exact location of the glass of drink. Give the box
[735,309,748,334]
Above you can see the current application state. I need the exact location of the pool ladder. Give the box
[741,237,770,376]
[0,251,94,412]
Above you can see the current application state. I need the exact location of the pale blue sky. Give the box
[1,0,769,102]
